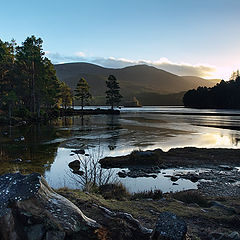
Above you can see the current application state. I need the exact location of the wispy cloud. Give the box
[74,51,85,57]
[46,52,216,78]
[93,57,216,77]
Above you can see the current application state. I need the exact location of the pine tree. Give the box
[106,75,122,110]
[14,35,61,117]
[60,82,73,110]
[75,77,92,110]
[0,39,17,118]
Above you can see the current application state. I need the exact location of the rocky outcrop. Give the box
[99,147,240,168]
[96,205,152,240]
[99,149,163,168]
[150,212,187,240]
[0,173,190,240]
[0,173,100,240]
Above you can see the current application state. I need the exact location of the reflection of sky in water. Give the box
[1,107,240,191]
[44,107,240,191]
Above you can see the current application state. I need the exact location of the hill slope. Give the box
[55,62,220,105]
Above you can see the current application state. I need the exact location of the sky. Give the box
[1,0,240,79]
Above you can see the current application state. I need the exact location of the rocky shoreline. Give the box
[99,147,240,200]
[99,147,240,169]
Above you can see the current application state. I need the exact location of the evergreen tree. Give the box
[0,39,16,118]
[60,82,73,110]
[15,35,44,114]
[14,35,61,117]
[183,71,240,109]
[75,77,92,110]
[106,75,122,110]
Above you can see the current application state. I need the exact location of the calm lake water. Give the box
[1,106,240,193]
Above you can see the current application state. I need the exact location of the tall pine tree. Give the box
[106,75,122,110]
[75,77,92,110]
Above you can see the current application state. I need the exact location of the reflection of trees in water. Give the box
[107,115,122,151]
[0,122,67,175]
[230,133,240,146]
[68,143,117,192]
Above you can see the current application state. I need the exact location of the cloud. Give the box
[92,57,216,77]
[45,52,86,63]
[46,52,216,78]
[75,51,85,57]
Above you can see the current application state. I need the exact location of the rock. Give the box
[14,136,25,142]
[118,171,127,178]
[72,149,85,155]
[45,231,66,240]
[98,205,152,239]
[210,201,237,214]
[228,231,240,239]
[68,160,80,171]
[209,232,225,240]
[99,149,163,168]
[12,158,23,163]
[0,173,100,240]
[27,224,45,240]
[171,176,179,182]
[219,165,234,171]
[2,131,8,136]
[72,170,84,176]
[151,211,187,240]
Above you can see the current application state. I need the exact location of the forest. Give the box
[0,35,73,121]
[183,72,240,109]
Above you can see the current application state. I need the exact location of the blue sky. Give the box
[1,0,240,79]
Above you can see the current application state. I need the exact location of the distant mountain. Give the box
[55,62,220,105]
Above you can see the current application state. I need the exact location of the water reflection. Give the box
[1,107,240,192]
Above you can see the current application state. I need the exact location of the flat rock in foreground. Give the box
[0,173,99,240]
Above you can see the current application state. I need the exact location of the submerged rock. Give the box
[0,173,99,240]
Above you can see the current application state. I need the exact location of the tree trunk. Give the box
[32,61,36,114]
[8,103,12,126]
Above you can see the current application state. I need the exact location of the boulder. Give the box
[151,212,187,240]
[0,173,100,240]
[68,160,80,171]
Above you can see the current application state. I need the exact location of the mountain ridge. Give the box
[55,62,220,105]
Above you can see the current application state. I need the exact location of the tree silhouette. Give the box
[183,73,240,109]
[75,77,92,110]
[106,75,122,110]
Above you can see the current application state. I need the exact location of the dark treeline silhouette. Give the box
[183,72,240,109]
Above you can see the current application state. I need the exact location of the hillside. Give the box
[55,62,220,105]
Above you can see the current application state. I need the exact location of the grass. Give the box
[131,189,163,200]
[56,187,240,239]
[171,190,210,207]
[98,183,130,200]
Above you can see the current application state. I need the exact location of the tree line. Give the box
[0,35,122,121]
[183,71,240,109]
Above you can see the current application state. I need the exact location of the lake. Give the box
[1,106,240,193]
